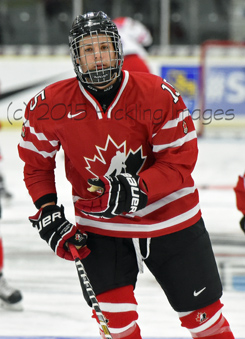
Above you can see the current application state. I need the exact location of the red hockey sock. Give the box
[98,323,141,339]
[179,300,235,338]
[92,285,142,339]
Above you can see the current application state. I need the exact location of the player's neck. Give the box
[82,75,122,112]
[82,74,122,95]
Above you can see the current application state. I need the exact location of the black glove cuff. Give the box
[34,193,57,209]
[42,204,63,215]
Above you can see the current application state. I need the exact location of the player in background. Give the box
[0,194,23,311]
[113,16,152,73]
[0,122,22,310]
[234,173,245,233]
[0,122,13,200]
[0,174,12,199]
[0,234,23,311]
[18,11,234,339]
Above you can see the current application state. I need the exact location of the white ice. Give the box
[0,127,245,338]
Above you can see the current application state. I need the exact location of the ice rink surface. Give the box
[0,128,245,339]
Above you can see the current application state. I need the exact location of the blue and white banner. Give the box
[204,66,245,115]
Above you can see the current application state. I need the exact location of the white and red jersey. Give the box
[18,70,201,238]
[122,54,151,73]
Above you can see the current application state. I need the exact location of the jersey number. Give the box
[30,90,46,110]
[161,79,180,103]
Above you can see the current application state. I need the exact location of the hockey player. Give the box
[0,240,23,311]
[0,124,13,200]
[113,16,152,73]
[18,11,234,339]
[0,199,23,311]
[0,129,22,310]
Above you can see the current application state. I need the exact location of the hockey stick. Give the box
[69,244,113,339]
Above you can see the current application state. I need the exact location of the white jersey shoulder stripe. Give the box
[153,130,197,153]
[161,108,190,130]
[19,139,57,158]
[25,120,59,147]
[152,108,190,138]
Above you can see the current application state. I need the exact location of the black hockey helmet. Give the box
[69,11,124,85]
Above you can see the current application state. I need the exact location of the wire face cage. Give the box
[69,12,124,85]
[70,30,123,85]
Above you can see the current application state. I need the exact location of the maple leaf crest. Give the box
[196,312,208,324]
[84,135,146,178]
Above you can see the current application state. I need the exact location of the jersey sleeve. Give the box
[234,174,245,215]
[139,78,198,202]
[18,88,60,207]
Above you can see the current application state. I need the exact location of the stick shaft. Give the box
[69,244,113,339]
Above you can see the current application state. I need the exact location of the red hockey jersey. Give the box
[18,70,201,238]
[122,54,151,73]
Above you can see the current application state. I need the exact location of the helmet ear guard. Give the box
[69,11,124,85]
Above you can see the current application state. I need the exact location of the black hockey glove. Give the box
[29,205,90,260]
[240,216,245,233]
[76,173,148,219]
